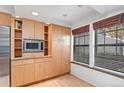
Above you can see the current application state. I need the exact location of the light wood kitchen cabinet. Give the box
[61,28,71,74]
[23,53,35,58]
[35,59,46,81]
[23,18,35,39]
[45,61,54,78]
[52,25,62,41]
[23,19,45,39]
[11,60,24,87]
[11,17,15,59]
[35,58,53,81]
[11,24,71,87]
[11,59,35,86]
[43,57,55,78]
[23,59,35,84]
[52,25,71,75]
[33,52,44,57]
[52,25,64,75]
[34,21,44,40]
[0,12,11,26]
[23,52,44,58]
[11,65,24,87]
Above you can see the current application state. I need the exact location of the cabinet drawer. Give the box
[34,52,44,58]
[41,58,52,62]
[24,63,35,84]
[11,60,23,66]
[23,53,35,58]
[23,59,34,64]
[11,65,24,87]
[35,58,52,63]
[35,58,42,63]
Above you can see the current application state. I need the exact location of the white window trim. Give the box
[89,23,95,67]
[94,66,124,78]
[71,35,74,61]
[73,60,89,67]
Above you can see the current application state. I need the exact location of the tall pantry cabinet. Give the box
[51,24,71,76]
[61,27,71,74]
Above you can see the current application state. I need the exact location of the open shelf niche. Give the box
[44,26,49,55]
[14,18,23,58]
[44,24,52,56]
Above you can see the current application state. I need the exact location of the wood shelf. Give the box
[44,26,49,56]
[15,47,22,50]
[44,40,48,42]
[15,28,22,31]
[45,47,48,49]
[45,32,48,34]
[14,18,23,58]
[15,38,22,40]
[15,50,22,58]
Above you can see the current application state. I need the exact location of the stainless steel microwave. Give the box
[23,39,44,52]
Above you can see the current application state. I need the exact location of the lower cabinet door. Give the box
[61,59,70,74]
[35,62,45,81]
[24,63,35,84]
[45,61,54,78]
[11,65,24,87]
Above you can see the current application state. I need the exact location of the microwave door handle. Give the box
[39,43,41,51]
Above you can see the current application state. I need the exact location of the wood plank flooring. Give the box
[29,74,94,87]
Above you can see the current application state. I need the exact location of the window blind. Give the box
[72,25,89,35]
[93,13,124,30]
[94,12,124,74]
[73,25,89,64]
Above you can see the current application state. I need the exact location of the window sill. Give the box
[71,61,124,79]
[72,61,89,68]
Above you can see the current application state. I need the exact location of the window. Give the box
[95,23,124,73]
[73,32,89,64]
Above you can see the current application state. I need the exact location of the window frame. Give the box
[95,24,124,74]
[73,31,89,65]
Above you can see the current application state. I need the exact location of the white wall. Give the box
[70,9,124,86]
[71,63,124,86]
[0,5,15,15]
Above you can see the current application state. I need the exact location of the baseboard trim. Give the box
[15,72,70,87]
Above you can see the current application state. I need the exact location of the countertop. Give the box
[11,55,52,61]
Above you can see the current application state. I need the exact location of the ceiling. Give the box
[0,5,124,27]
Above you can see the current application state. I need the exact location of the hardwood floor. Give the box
[28,74,94,87]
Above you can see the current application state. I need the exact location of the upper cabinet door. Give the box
[52,25,62,41]
[0,12,11,26]
[34,22,44,40]
[22,19,34,39]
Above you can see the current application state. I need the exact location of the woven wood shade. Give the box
[72,25,89,35]
[93,12,124,30]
